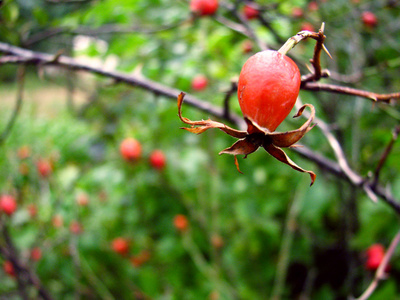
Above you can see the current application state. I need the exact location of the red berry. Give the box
[365,244,387,271]
[27,204,37,218]
[17,145,30,159]
[191,75,208,91]
[190,0,218,16]
[242,40,253,54]
[362,11,378,28]
[130,250,150,267]
[211,234,224,249]
[69,221,83,235]
[30,247,42,262]
[120,138,142,162]
[111,237,130,256]
[52,214,64,228]
[291,7,304,18]
[243,4,259,20]
[149,150,166,170]
[3,260,15,277]
[308,1,318,12]
[76,192,89,206]
[237,50,301,131]
[300,22,314,32]
[173,214,189,232]
[0,195,17,216]
[36,159,52,178]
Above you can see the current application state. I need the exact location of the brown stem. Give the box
[223,81,238,120]
[0,65,25,145]
[352,229,400,300]
[301,82,400,103]
[0,42,400,214]
[1,220,54,300]
[372,125,400,186]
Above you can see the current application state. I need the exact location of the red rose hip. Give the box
[174,214,188,232]
[237,50,301,132]
[191,75,208,91]
[3,261,15,277]
[365,244,387,271]
[0,195,17,216]
[243,4,259,20]
[37,159,52,178]
[112,237,130,256]
[362,11,378,28]
[120,138,142,162]
[190,0,218,16]
[149,150,166,170]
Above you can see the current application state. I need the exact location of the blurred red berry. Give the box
[190,0,218,16]
[17,145,31,159]
[130,250,150,267]
[308,1,318,11]
[365,244,388,271]
[292,7,304,18]
[30,247,42,262]
[362,11,378,28]
[36,159,52,178]
[3,260,15,277]
[174,214,188,232]
[27,204,37,218]
[52,214,63,228]
[0,195,17,216]
[76,192,89,206]
[211,234,224,249]
[191,75,208,91]
[149,150,166,171]
[120,138,142,162]
[112,237,130,256]
[300,22,314,32]
[69,221,83,235]
[243,4,259,20]
[242,40,253,54]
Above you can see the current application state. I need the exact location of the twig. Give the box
[352,229,400,300]
[1,220,54,300]
[372,125,400,187]
[0,65,25,146]
[301,82,400,103]
[223,81,237,120]
[23,19,191,47]
[1,42,400,214]
[220,0,268,51]
[0,41,244,127]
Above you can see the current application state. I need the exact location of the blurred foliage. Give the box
[0,0,400,299]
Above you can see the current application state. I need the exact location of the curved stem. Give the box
[0,65,25,146]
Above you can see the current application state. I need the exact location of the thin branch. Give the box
[1,221,54,300]
[0,41,243,127]
[352,229,400,300]
[219,0,268,51]
[301,82,400,103]
[0,42,400,214]
[222,81,237,120]
[0,65,25,146]
[372,125,400,187]
[24,19,190,47]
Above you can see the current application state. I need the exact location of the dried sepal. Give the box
[178,92,247,138]
[263,143,316,186]
[268,104,315,148]
[177,92,317,185]
[234,156,243,174]
[219,138,259,157]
